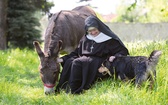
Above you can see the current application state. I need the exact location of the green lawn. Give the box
[0,41,168,105]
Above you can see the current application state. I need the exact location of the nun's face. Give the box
[88,28,100,36]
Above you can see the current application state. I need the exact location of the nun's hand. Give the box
[57,58,63,63]
[109,56,115,62]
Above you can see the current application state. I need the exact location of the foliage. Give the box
[113,0,168,23]
[7,0,54,49]
[0,41,168,105]
[33,0,54,14]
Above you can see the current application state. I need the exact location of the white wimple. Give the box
[86,32,112,43]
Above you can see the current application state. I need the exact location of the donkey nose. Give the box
[45,91,50,95]
[44,90,55,95]
[44,86,55,95]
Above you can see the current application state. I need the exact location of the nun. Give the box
[56,15,129,94]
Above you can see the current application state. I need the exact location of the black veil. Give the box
[85,15,128,50]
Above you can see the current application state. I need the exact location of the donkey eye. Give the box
[53,71,57,75]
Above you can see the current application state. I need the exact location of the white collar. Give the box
[86,32,112,43]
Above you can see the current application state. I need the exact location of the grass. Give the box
[0,41,168,105]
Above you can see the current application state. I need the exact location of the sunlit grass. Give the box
[0,41,168,105]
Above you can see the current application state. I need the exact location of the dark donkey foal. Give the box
[98,50,162,87]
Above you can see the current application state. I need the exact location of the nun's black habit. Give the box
[56,15,129,94]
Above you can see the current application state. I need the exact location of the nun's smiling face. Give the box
[88,28,100,37]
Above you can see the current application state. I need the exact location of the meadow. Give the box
[0,40,168,105]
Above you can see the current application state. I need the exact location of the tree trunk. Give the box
[0,0,7,50]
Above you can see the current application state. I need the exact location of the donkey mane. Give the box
[47,10,80,57]
[47,11,63,57]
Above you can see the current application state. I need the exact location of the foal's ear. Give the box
[33,41,44,61]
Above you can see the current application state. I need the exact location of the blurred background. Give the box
[0,0,168,50]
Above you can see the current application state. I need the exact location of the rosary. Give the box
[90,40,95,52]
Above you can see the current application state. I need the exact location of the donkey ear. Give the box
[58,40,63,50]
[52,40,62,55]
[33,41,44,61]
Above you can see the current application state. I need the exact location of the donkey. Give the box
[33,6,96,94]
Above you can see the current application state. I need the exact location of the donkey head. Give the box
[33,40,62,95]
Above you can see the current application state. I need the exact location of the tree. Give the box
[33,0,54,14]
[7,0,54,49]
[7,0,40,49]
[113,0,168,23]
[0,0,7,50]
